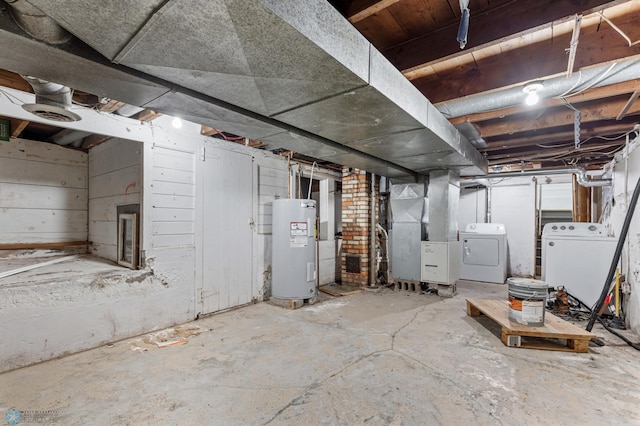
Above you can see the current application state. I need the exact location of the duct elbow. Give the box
[575,167,612,187]
[5,0,73,44]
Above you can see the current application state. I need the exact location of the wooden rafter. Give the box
[136,109,162,121]
[383,0,623,73]
[98,99,125,113]
[347,0,400,23]
[477,97,640,138]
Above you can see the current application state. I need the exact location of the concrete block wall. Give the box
[341,168,379,286]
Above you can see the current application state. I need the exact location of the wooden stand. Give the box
[467,299,595,353]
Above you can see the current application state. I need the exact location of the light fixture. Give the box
[172,116,183,128]
[523,82,544,106]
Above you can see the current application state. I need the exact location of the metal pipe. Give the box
[465,167,611,187]
[370,173,376,287]
[437,57,640,119]
[21,75,73,107]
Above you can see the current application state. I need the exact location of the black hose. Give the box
[587,176,640,332]
[598,317,640,351]
[565,290,640,351]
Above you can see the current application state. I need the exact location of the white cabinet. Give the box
[421,241,459,284]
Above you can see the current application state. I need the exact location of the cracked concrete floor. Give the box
[2,281,640,425]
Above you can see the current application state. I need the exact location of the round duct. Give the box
[22,103,81,122]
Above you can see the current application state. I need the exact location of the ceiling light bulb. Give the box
[525,91,539,106]
[523,82,544,106]
[172,117,183,128]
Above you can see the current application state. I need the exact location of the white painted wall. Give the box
[88,139,142,261]
[458,186,487,230]
[459,178,536,278]
[605,139,640,335]
[0,116,290,372]
[490,178,536,277]
[0,139,87,243]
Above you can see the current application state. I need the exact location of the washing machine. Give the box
[542,222,617,308]
[459,223,508,284]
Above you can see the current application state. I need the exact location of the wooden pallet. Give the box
[319,284,362,297]
[467,298,595,353]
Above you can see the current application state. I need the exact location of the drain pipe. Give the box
[438,58,640,118]
[465,167,611,187]
[4,0,72,44]
[370,173,377,287]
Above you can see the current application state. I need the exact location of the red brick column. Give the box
[341,168,379,287]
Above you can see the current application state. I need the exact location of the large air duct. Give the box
[20,75,80,122]
[4,0,71,44]
[438,57,640,119]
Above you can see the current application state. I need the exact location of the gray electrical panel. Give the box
[272,199,317,299]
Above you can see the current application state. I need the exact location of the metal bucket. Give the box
[508,277,547,327]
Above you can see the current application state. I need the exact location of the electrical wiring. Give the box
[0,88,26,105]
[562,62,618,99]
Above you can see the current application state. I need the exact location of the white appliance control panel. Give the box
[464,223,506,235]
[542,222,608,237]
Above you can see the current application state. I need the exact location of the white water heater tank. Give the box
[272,199,317,299]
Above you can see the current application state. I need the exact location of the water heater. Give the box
[272,199,317,299]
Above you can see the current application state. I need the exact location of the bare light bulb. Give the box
[172,117,183,128]
[523,82,544,106]
[525,91,539,106]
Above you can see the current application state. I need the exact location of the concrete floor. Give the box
[1,281,640,425]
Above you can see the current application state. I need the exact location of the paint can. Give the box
[508,277,547,327]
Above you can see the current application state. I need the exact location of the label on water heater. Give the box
[290,222,308,248]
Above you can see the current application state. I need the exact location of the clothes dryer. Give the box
[460,223,508,284]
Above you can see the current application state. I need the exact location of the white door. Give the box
[462,237,500,266]
[200,148,253,314]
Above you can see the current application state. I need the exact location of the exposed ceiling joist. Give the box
[347,0,400,23]
[384,0,624,73]
[478,97,640,138]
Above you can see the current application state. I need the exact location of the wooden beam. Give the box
[0,241,90,250]
[8,118,29,138]
[136,109,162,122]
[98,99,125,113]
[616,91,640,120]
[485,140,624,162]
[478,97,640,138]
[412,10,640,104]
[347,0,400,23]
[481,121,639,152]
[384,0,624,73]
[0,69,32,92]
[446,79,640,125]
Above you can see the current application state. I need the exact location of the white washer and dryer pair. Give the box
[459,223,508,284]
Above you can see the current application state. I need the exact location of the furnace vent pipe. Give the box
[464,167,611,187]
[21,75,81,122]
[4,0,72,44]
[438,58,640,119]
[22,76,73,106]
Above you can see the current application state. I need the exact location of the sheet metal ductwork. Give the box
[20,75,80,122]
[0,0,487,179]
[4,0,71,44]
